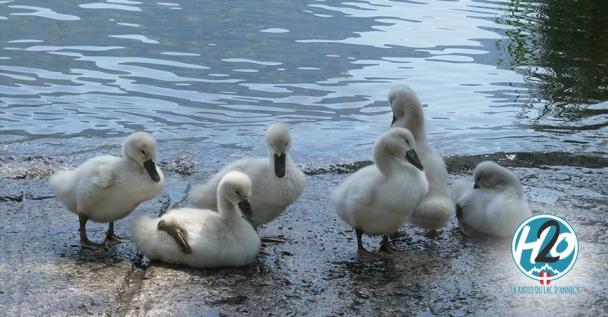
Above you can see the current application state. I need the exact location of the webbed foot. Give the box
[105,222,124,243]
[379,235,407,255]
[81,239,104,250]
[261,236,287,244]
[357,247,383,260]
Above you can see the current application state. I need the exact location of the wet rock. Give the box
[0,157,55,180]
[444,151,608,172]
[158,157,196,176]
[1,158,607,316]
[0,185,141,315]
[213,295,247,305]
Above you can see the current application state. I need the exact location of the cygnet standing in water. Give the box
[49,132,164,249]
[389,85,453,231]
[132,171,261,268]
[331,127,428,256]
[189,123,305,241]
[453,161,532,238]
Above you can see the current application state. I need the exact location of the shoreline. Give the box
[1,146,607,315]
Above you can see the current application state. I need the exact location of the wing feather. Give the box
[76,162,115,213]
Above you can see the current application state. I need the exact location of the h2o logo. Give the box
[511,215,578,285]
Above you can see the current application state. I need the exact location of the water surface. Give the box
[1,0,607,163]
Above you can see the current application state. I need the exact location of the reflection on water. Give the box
[0,0,606,161]
[501,0,608,136]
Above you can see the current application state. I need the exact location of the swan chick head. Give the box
[266,122,291,154]
[388,85,424,132]
[219,171,253,219]
[473,161,522,191]
[266,123,291,178]
[376,127,423,171]
[122,132,161,182]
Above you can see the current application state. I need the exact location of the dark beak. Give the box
[274,153,286,178]
[391,114,397,127]
[143,159,161,183]
[405,149,423,171]
[473,183,480,189]
[238,200,253,223]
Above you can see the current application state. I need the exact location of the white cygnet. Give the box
[331,127,429,256]
[453,161,532,238]
[49,132,164,249]
[132,171,261,268]
[389,85,453,231]
[189,123,305,231]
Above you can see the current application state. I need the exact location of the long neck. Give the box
[121,146,139,164]
[268,150,275,169]
[408,116,426,145]
[504,173,524,196]
[217,191,240,220]
[394,117,426,145]
[121,146,130,160]
[374,147,399,177]
[392,99,427,144]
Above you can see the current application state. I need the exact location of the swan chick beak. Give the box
[405,149,423,171]
[238,200,254,224]
[143,159,161,183]
[273,153,286,178]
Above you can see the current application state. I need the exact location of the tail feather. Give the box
[450,179,472,202]
[49,170,77,211]
[50,171,68,195]
[409,196,454,230]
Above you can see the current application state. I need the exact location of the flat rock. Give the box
[1,158,607,316]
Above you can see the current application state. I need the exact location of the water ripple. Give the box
[79,2,141,12]
[0,0,605,159]
[109,34,160,44]
[222,58,283,66]
[8,5,80,21]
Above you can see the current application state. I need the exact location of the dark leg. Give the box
[157,220,192,254]
[356,229,377,258]
[105,222,124,242]
[379,235,405,254]
[79,214,103,250]
[389,230,407,241]
[456,204,472,237]
[356,229,365,251]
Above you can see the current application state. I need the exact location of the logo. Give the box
[511,215,578,285]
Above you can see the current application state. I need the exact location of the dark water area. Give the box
[1,0,607,165]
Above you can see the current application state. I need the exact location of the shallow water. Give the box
[1,0,607,162]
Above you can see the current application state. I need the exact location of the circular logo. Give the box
[511,215,578,284]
